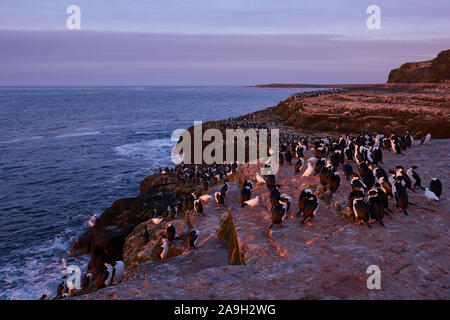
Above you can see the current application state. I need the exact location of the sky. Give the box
[1,0,449,85]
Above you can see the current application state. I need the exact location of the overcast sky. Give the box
[1,0,449,85]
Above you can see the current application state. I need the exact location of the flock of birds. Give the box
[249,130,443,228]
[148,129,444,268]
[150,129,443,266]
[287,88,346,101]
[52,127,443,299]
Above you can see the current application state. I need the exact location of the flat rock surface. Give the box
[276,83,450,139]
[77,139,449,299]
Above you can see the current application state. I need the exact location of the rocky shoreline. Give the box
[59,83,449,300]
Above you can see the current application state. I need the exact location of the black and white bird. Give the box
[374,183,391,215]
[407,166,424,190]
[352,196,371,228]
[299,194,319,225]
[297,189,313,218]
[214,191,225,205]
[351,174,367,191]
[294,158,304,175]
[314,158,326,175]
[429,178,442,200]
[194,199,204,215]
[373,166,388,181]
[320,164,333,187]
[362,169,375,190]
[379,176,393,198]
[270,201,288,228]
[242,179,253,190]
[166,224,176,243]
[367,189,385,226]
[239,185,252,207]
[189,229,200,249]
[425,187,440,202]
[221,182,229,194]
[143,225,150,244]
[393,178,409,215]
[420,133,431,145]
[396,166,415,193]
[279,194,291,214]
[327,171,340,193]
[269,185,281,209]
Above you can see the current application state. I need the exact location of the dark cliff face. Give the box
[387,50,450,83]
[71,174,178,277]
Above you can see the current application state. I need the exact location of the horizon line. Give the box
[1,29,449,42]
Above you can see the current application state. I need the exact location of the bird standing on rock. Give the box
[299,194,319,226]
[425,188,439,202]
[429,178,442,200]
[327,171,340,193]
[269,185,281,209]
[367,189,385,226]
[215,191,225,205]
[270,201,288,228]
[407,166,424,190]
[166,224,176,243]
[239,186,252,207]
[189,229,200,249]
[352,196,372,228]
[294,158,304,175]
[302,161,315,178]
[393,178,409,215]
[297,189,313,218]
[351,174,367,191]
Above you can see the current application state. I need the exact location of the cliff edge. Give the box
[387,50,450,83]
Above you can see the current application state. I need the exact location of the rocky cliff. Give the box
[70,174,179,278]
[388,50,450,83]
[273,83,450,139]
[77,139,449,299]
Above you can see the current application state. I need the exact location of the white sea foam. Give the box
[114,139,176,160]
[1,136,43,144]
[0,227,89,300]
[55,130,100,139]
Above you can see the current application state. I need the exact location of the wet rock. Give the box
[71,174,178,277]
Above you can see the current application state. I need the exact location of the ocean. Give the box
[0,86,308,299]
